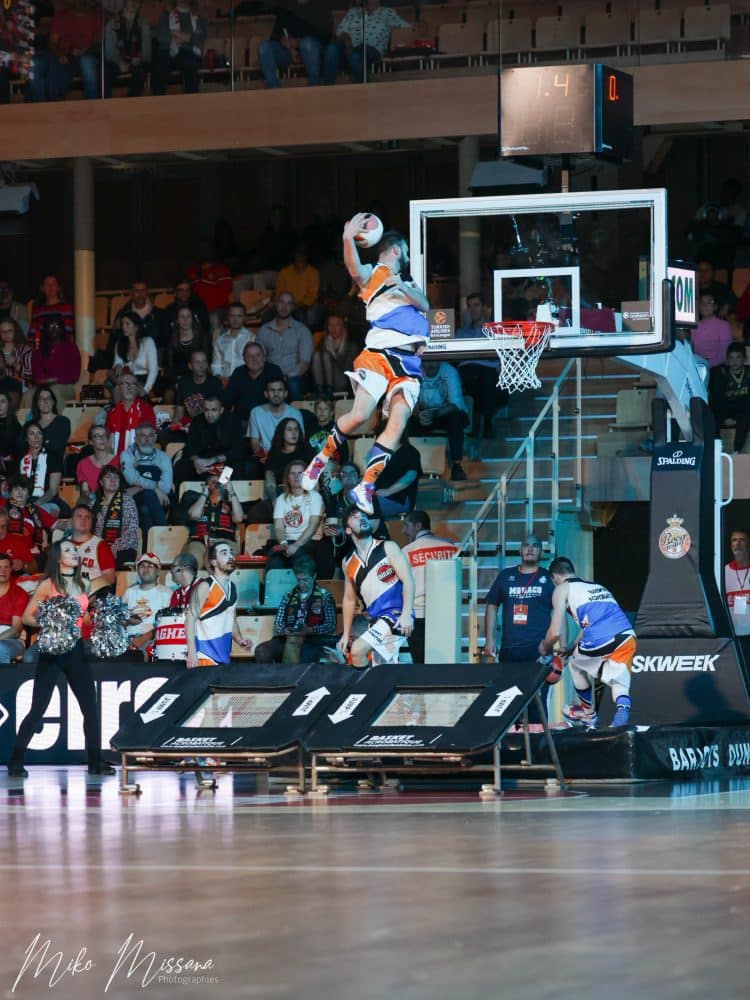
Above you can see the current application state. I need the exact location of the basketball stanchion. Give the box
[481,320,554,392]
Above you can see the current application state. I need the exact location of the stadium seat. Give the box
[683,4,731,48]
[433,22,486,65]
[609,387,654,431]
[636,8,682,51]
[232,614,275,658]
[231,567,261,609]
[244,522,274,554]
[352,436,376,470]
[292,399,317,414]
[153,291,173,310]
[232,480,264,504]
[146,525,190,565]
[59,482,78,509]
[261,568,296,608]
[582,11,633,54]
[108,293,129,322]
[63,403,102,443]
[165,442,184,462]
[95,296,110,329]
[485,18,533,60]
[179,481,204,501]
[534,15,582,55]
[318,578,345,607]
[732,268,750,298]
[410,436,449,478]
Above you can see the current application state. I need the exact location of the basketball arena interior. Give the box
[2,1,750,997]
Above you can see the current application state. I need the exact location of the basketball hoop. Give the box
[481,320,553,393]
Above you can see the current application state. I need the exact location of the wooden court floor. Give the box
[1,768,749,999]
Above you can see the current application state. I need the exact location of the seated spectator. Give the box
[188,258,233,318]
[47,0,101,100]
[334,0,409,82]
[103,0,151,98]
[184,475,243,568]
[0,318,32,400]
[110,280,167,354]
[256,293,313,402]
[92,466,139,568]
[248,378,305,463]
[19,421,64,516]
[276,245,324,330]
[0,281,29,335]
[69,502,117,588]
[0,391,21,477]
[305,394,347,460]
[265,417,314,498]
[28,275,74,349]
[162,278,210,339]
[412,358,469,481]
[373,434,422,518]
[152,0,206,96]
[254,552,337,663]
[310,315,358,394]
[691,293,733,369]
[121,422,173,534]
[0,551,29,661]
[29,316,81,406]
[456,291,508,438]
[168,551,200,609]
[112,311,159,398]
[173,349,223,429]
[124,552,173,657]
[211,302,254,383]
[710,343,750,453]
[165,306,210,392]
[105,372,156,456]
[174,394,244,486]
[5,475,51,551]
[77,426,118,502]
[268,459,325,574]
[697,257,736,320]
[259,0,336,89]
[222,341,283,426]
[0,506,40,575]
[29,385,71,458]
[25,0,56,104]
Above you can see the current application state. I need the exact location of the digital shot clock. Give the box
[500,64,633,162]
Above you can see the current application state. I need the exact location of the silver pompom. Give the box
[36,596,81,655]
[90,594,130,659]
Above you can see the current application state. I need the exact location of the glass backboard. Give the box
[181,690,291,729]
[409,189,670,359]
[371,690,482,728]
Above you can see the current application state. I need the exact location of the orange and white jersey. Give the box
[195,575,237,666]
[402,530,459,617]
[360,263,429,350]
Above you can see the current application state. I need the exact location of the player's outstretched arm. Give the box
[539,582,568,656]
[342,213,372,288]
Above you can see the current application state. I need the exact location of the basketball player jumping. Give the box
[302,212,430,514]
[539,557,636,729]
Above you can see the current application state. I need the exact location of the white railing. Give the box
[459,358,583,660]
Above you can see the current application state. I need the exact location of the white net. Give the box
[481,321,553,393]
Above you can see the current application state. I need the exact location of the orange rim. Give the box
[482,321,553,349]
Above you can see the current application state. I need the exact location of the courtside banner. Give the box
[0,663,184,765]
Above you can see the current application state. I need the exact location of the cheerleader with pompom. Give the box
[7,541,116,779]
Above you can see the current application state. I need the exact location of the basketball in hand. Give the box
[545,653,565,685]
[354,213,384,249]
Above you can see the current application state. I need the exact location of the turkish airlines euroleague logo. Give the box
[377,564,397,585]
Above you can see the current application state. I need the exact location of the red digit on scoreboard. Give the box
[608,74,618,102]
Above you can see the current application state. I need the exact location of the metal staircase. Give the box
[418,356,648,659]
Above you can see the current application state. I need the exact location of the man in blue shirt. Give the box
[413,358,469,481]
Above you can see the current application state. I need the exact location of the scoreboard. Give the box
[500,64,634,162]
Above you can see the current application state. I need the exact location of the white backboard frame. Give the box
[409,188,669,358]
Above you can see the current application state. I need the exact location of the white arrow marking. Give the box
[328,694,366,725]
[292,686,331,717]
[140,693,180,724]
[484,686,523,718]
[0,702,7,729]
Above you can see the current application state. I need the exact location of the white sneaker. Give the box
[301,453,330,492]
[347,481,375,515]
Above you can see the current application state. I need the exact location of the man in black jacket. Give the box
[222,341,284,425]
[174,394,244,486]
[259,0,336,89]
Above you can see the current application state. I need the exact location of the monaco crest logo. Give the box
[658,513,691,560]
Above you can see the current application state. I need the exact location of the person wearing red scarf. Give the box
[105,372,156,457]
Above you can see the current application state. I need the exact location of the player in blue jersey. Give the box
[540,557,636,730]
